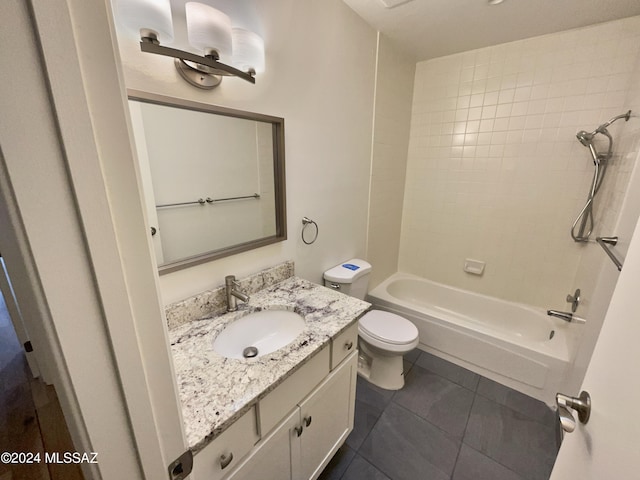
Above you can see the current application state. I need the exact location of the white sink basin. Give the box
[213,310,306,359]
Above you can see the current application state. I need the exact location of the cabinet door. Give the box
[225,408,299,480]
[296,352,357,480]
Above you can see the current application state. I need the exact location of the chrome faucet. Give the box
[225,275,250,312]
[547,310,586,324]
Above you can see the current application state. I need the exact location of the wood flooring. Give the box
[0,291,83,480]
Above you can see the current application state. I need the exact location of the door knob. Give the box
[557,405,575,433]
[556,391,591,433]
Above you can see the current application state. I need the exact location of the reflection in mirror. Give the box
[127,90,286,274]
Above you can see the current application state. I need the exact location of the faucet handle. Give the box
[566,288,581,312]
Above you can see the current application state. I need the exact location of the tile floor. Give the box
[319,350,559,480]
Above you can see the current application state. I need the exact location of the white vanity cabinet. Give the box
[190,406,260,480]
[225,408,299,480]
[228,351,357,480]
[191,325,358,480]
[295,350,357,480]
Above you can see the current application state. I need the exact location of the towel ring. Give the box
[301,217,319,245]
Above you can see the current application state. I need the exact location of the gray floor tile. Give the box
[415,351,480,391]
[452,444,526,480]
[393,365,475,438]
[347,350,559,480]
[360,402,459,480]
[346,399,381,450]
[404,348,420,364]
[402,359,414,377]
[318,444,356,480]
[355,376,395,412]
[464,395,557,480]
[341,454,391,480]
[476,377,555,424]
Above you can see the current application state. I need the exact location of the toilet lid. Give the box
[359,310,418,345]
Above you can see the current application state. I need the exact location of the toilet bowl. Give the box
[323,259,419,390]
[357,310,419,390]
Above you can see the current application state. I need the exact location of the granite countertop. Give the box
[168,276,370,454]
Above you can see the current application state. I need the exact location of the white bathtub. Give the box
[366,273,572,405]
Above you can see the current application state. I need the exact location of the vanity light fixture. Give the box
[115,0,265,89]
[488,0,506,4]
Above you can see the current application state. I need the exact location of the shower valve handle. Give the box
[566,289,581,313]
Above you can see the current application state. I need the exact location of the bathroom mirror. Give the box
[127,90,286,274]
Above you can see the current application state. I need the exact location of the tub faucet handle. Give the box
[566,288,581,312]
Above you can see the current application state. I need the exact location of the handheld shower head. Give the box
[576,110,631,162]
[571,110,631,242]
[576,110,632,147]
[576,130,602,165]
[576,130,596,146]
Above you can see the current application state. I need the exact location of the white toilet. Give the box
[323,259,419,390]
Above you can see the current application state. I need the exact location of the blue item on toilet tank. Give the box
[342,264,360,271]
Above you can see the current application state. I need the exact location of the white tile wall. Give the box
[565,40,640,391]
[399,16,640,308]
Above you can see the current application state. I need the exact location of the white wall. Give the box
[400,16,640,309]
[114,0,378,304]
[367,33,415,288]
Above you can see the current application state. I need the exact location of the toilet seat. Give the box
[358,310,419,352]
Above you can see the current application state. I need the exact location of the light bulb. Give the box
[232,28,265,74]
[115,0,174,43]
[185,2,233,62]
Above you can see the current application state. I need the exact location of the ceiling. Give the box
[343,0,640,61]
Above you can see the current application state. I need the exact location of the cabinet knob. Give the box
[345,340,353,350]
[304,415,312,427]
[294,425,303,437]
[219,452,234,470]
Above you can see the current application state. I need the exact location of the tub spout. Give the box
[547,310,573,322]
[547,310,587,324]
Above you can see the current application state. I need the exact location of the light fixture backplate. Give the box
[174,58,222,89]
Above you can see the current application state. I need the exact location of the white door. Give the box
[550,216,640,478]
[0,256,40,378]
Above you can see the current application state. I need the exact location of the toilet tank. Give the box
[323,259,372,300]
